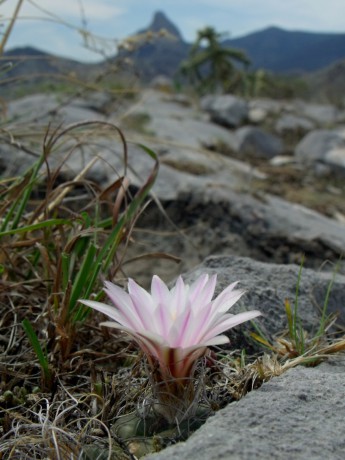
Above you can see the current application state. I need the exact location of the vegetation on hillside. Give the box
[179,26,250,94]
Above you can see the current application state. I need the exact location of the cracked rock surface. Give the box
[146,357,345,460]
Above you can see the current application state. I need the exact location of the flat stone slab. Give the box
[183,255,345,341]
[146,356,345,460]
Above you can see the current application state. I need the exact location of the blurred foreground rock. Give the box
[146,356,345,460]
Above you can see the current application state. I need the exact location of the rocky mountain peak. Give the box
[147,11,183,41]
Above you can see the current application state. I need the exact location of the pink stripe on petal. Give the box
[211,283,242,310]
[101,322,170,365]
[79,299,133,328]
[170,276,186,316]
[201,310,261,342]
[188,274,210,304]
[175,308,193,347]
[103,283,141,325]
[187,302,218,343]
[128,291,152,331]
[156,301,171,339]
[128,279,154,310]
[151,275,170,304]
[104,281,132,308]
[211,290,246,316]
[103,294,142,330]
[198,274,217,305]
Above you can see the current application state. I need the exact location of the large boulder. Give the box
[297,101,340,126]
[275,114,315,135]
[6,93,105,125]
[295,130,345,171]
[234,126,284,159]
[146,356,345,460]
[200,94,248,128]
[184,255,345,341]
[324,147,345,173]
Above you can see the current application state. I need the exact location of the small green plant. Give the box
[251,256,345,366]
[22,318,53,389]
[0,120,158,386]
[179,26,250,95]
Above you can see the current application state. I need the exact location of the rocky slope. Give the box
[2,87,345,459]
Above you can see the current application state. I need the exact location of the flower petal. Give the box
[200,310,261,342]
[103,281,144,329]
[79,299,134,328]
[151,275,170,305]
[128,278,155,312]
[169,276,187,317]
[189,275,217,307]
[202,334,230,347]
[212,282,245,312]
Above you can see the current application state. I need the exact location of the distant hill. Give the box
[225,26,345,73]
[1,46,96,78]
[0,46,102,98]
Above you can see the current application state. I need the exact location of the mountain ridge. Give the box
[2,11,345,89]
[225,26,345,72]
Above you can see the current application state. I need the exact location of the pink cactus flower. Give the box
[80,274,260,422]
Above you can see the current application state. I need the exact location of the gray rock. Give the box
[248,98,286,124]
[0,142,37,176]
[200,94,248,128]
[325,147,345,173]
[247,107,267,124]
[146,356,345,460]
[275,114,315,135]
[70,92,112,114]
[127,90,239,151]
[295,129,345,162]
[148,115,238,151]
[6,94,59,123]
[249,98,284,116]
[133,176,345,293]
[234,126,284,159]
[182,255,345,340]
[6,93,105,126]
[158,183,345,273]
[298,101,339,126]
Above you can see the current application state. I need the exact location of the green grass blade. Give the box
[284,298,294,339]
[73,261,102,323]
[292,255,305,344]
[0,218,71,237]
[249,320,273,349]
[68,243,97,316]
[22,318,51,382]
[316,260,340,338]
[10,155,45,230]
[61,252,70,290]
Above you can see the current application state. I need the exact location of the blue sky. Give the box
[3,0,345,62]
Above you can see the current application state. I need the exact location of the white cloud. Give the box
[2,0,124,22]
[3,0,345,61]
